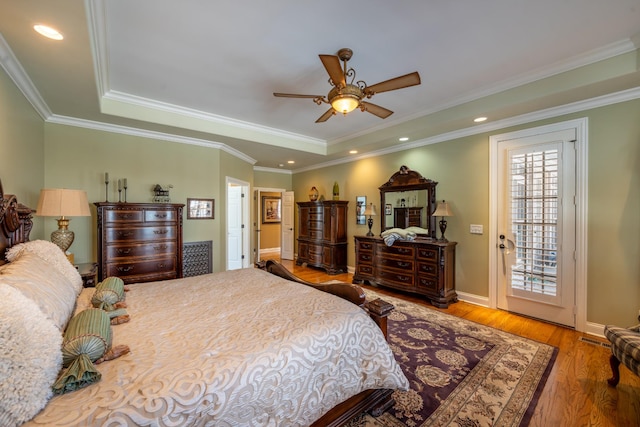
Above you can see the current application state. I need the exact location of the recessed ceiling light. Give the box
[349,150,358,154]
[287,160,295,164]
[34,25,63,40]
[278,163,284,167]
[399,137,409,142]
[474,117,487,123]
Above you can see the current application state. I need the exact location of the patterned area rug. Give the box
[345,290,557,427]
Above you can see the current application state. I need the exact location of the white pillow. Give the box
[6,240,82,294]
[0,253,78,331]
[0,284,63,427]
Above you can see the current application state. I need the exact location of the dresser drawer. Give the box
[106,242,176,259]
[418,261,437,277]
[417,276,437,292]
[377,256,414,271]
[357,251,374,264]
[144,209,177,222]
[309,228,323,239]
[357,264,374,277]
[106,257,176,279]
[105,210,144,223]
[105,226,177,243]
[378,269,414,287]
[308,244,323,264]
[357,240,374,251]
[417,247,438,261]
[377,244,415,258]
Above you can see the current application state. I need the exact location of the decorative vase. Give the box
[309,186,319,201]
[332,182,339,200]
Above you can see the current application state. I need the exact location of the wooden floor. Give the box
[265,258,640,427]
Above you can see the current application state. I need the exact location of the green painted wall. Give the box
[253,170,292,190]
[43,123,230,271]
[0,67,45,238]
[293,98,640,327]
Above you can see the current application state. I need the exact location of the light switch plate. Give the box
[470,224,483,234]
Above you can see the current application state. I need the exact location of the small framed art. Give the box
[262,196,281,223]
[187,198,214,219]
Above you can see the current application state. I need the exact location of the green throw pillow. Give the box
[52,308,112,395]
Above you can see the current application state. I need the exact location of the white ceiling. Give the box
[1,0,640,171]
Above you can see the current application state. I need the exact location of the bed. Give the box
[0,181,409,427]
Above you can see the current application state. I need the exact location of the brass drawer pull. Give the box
[118,214,133,219]
[117,231,133,237]
[157,263,166,269]
[154,213,168,218]
[154,229,169,235]
[116,248,132,255]
[154,244,168,251]
[117,266,134,272]
[398,261,410,268]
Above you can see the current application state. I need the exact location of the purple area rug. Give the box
[346,290,557,427]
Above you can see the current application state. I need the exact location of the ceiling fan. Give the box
[273,48,421,123]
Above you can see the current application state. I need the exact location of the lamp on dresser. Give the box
[363,203,377,236]
[36,188,91,253]
[432,200,453,242]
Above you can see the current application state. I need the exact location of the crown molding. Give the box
[0,33,52,120]
[48,114,257,165]
[293,86,640,174]
[253,166,292,175]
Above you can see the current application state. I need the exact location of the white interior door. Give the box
[227,178,249,270]
[496,128,577,327]
[281,191,294,260]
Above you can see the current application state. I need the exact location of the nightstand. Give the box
[77,262,98,287]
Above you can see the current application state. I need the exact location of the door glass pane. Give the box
[510,149,558,296]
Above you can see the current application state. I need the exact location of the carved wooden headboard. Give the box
[0,179,34,265]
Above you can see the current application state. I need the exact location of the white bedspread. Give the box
[26,268,408,426]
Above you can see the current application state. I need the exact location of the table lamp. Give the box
[36,188,91,253]
[432,200,453,241]
[363,203,377,236]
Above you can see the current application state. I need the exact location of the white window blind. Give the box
[510,149,558,296]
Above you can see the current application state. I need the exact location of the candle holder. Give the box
[123,181,128,203]
[118,188,122,203]
[104,174,109,202]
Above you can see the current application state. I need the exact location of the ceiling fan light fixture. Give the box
[328,84,362,115]
[331,96,360,114]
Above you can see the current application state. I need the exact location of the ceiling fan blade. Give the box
[273,93,323,98]
[319,54,346,88]
[361,101,394,119]
[315,108,335,123]
[363,72,421,96]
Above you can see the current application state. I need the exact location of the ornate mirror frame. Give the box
[378,165,437,238]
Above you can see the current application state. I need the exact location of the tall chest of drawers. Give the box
[296,200,348,275]
[354,235,457,308]
[95,202,184,284]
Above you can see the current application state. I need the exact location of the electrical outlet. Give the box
[470,224,483,234]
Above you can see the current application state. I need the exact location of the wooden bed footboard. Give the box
[265,259,396,425]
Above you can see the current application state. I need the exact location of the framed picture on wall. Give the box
[356,196,366,224]
[262,196,281,223]
[385,203,392,215]
[187,198,214,219]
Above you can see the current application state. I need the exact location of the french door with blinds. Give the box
[496,127,577,327]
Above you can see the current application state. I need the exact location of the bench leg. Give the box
[607,354,621,387]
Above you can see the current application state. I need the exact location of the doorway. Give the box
[489,119,588,330]
[254,188,294,263]
[226,177,250,270]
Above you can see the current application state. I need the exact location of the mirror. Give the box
[379,165,437,238]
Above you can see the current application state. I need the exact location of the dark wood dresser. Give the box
[353,235,457,308]
[296,200,348,275]
[95,202,184,284]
